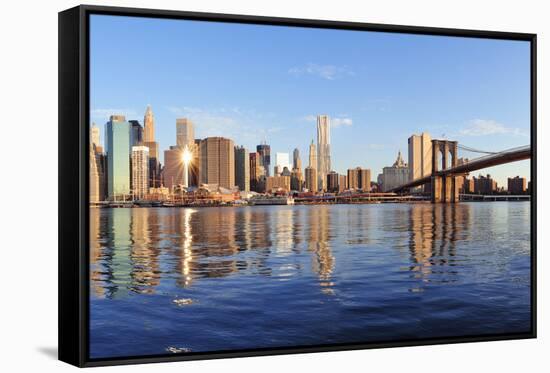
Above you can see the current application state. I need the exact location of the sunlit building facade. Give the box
[347,167,371,191]
[408,132,432,193]
[106,115,131,199]
[200,137,235,189]
[317,115,331,191]
[163,146,184,192]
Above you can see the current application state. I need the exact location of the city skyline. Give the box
[90,15,531,186]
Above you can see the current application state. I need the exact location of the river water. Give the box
[89,202,531,359]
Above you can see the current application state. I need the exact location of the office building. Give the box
[257,142,271,177]
[199,137,235,189]
[338,175,347,193]
[327,171,339,193]
[275,152,291,176]
[142,106,160,187]
[380,151,410,192]
[293,148,302,170]
[290,168,303,191]
[266,175,291,193]
[473,174,497,194]
[106,115,131,199]
[508,176,527,194]
[129,120,143,146]
[235,146,250,192]
[91,122,100,148]
[163,146,184,191]
[176,118,194,148]
[408,132,432,192]
[305,166,318,193]
[347,167,371,191]
[131,145,149,199]
[317,115,331,191]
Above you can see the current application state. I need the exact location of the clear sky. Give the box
[90,14,531,187]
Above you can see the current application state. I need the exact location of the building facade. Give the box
[235,146,250,192]
[163,146,184,192]
[316,115,331,191]
[176,118,195,148]
[408,132,432,192]
[380,151,410,192]
[131,145,149,199]
[347,167,371,191]
[305,166,318,193]
[266,175,291,193]
[338,175,347,193]
[327,171,339,193]
[508,176,527,194]
[106,115,131,199]
[129,120,143,147]
[473,174,498,194]
[256,143,271,177]
[199,137,235,189]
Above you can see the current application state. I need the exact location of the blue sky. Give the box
[90,15,531,187]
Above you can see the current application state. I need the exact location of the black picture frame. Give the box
[58,4,537,367]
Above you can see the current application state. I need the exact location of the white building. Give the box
[381,151,410,192]
[317,115,331,191]
[131,145,150,199]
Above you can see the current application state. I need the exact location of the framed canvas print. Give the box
[58,5,537,367]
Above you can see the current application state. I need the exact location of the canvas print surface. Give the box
[88,14,532,359]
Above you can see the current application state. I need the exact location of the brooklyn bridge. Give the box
[389,139,531,203]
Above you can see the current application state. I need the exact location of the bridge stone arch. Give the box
[431,140,459,203]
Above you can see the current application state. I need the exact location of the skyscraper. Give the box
[129,120,143,147]
[131,146,149,199]
[249,152,264,192]
[308,140,317,169]
[293,148,302,170]
[142,106,160,187]
[508,176,527,194]
[106,115,131,199]
[327,171,339,193]
[408,132,432,192]
[199,137,235,189]
[347,167,371,191]
[89,146,100,203]
[143,105,155,143]
[91,122,100,148]
[163,146,184,192]
[305,166,318,193]
[275,152,290,176]
[176,118,195,148]
[234,146,250,192]
[317,115,331,191]
[256,142,271,177]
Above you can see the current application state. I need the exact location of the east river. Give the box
[89,202,531,359]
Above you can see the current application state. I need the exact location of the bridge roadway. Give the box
[390,145,531,193]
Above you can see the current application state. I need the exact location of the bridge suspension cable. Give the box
[457,144,499,155]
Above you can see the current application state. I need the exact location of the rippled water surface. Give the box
[89,203,531,359]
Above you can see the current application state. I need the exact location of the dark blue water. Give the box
[89,203,531,359]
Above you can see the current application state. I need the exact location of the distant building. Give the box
[462,177,475,194]
[176,118,194,148]
[327,171,339,193]
[106,115,130,199]
[338,175,347,193]
[308,140,317,170]
[305,166,318,193]
[199,137,235,189]
[131,146,149,199]
[293,148,302,170]
[90,122,100,148]
[290,168,303,191]
[380,151,409,192]
[234,146,250,192]
[408,132,432,193]
[266,175,291,193]
[473,174,497,194]
[317,115,331,191]
[142,106,160,187]
[129,120,143,146]
[274,152,290,176]
[347,167,371,191]
[89,146,100,203]
[249,152,264,192]
[508,176,527,194]
[163,146,184,192]
[257,142,271,177]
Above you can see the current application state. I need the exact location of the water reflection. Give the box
[89,203,523,298]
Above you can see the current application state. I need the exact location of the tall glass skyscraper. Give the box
[256,142,271,177]
[316,115,331,191]
[176,118,195,148]
[106,115,131,199]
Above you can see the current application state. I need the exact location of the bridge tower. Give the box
[431,140,459,203]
